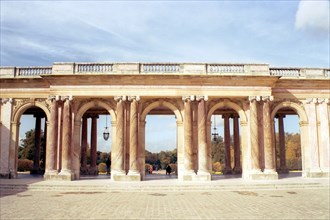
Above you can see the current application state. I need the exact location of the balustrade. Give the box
[208,64,245,73]
[77,63,113,73]
[142,63,180,73]
[270,68,300,77]
[17,67,52,76]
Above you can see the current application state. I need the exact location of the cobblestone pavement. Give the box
[1,188,329,220]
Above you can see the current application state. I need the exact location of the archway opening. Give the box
[211,107,242,180]
[144,105,177,181]
[273,107,301,178]
[79,106,112,179]
[18,106,47,176]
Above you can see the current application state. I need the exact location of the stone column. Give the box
[278,114,288,173]
[80,116,88,174]
[233,114,242,174]
[262,96,277,178]
[59,96,74,180]
[249,96,261,173]
[45,96,59,179]
[32,114,42,174]
[90,115,98,175]
[127,96,141,180]
[112,96,126,180]
[196,96,211,180]
[183,96,195,178]
[223,114,232,174]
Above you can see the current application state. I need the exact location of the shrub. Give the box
[169,164,177,175]
[98,163,106,173]
[145,164,152,173]
[18,159,33,172]
[212,162,223,172]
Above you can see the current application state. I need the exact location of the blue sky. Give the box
[2,1,328,152]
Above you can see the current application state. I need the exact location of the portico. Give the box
[0,62,329,181]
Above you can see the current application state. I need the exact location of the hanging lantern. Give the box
[103,115,110,141]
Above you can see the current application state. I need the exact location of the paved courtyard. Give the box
[1,187,329,219]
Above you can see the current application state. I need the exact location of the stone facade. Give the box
[0,62,329,181]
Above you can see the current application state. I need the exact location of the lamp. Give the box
[211,114,219,142]
[103,114,110,141]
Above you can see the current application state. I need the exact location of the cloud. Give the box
[295,1,329,35]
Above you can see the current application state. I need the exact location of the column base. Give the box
[58,170,74,181]
[223,167,233,175]
[87,166,98,175]
[196,171,211,181]
[181,170,197,181]
[278,166,289,174]
[233,166,242,174]
[0,171,10,179]
[44,170,58,180]
[127,171,141,181]
[111,170,126,181]
[305,168,329,178]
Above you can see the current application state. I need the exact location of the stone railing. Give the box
[76,63,113,73]
[1,62,329,79]
[141,63,180,73]
[16,67,52,77]
[207,64,245,73]
[270,68,300,77]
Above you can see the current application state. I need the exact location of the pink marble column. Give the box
[249,97,261,172]
[90,115,98,174]
[233,114,242,174]
[278,114,288,173]
[59,97,73,178]
[45,97,58,174]
[113,97,125,174]
[223,114,232,174]
[32,114,42,173]
[128,97,139,175]
[81,116,88,172]
[183,96,194,174]
[263,97,276,173]
[197,97,208,174]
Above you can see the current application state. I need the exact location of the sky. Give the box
[2,1,329,152]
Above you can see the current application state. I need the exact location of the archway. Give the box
[271,102,307,178]
[207,100,247,180]
[11,101,50,178]
[140,100,183,181]
[74,100,116,180]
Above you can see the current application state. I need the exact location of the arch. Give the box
[271,101,308,123]
[13,101,50,123]
[140,100,183,122]
[207,100,247,123]
[75,100,116,122]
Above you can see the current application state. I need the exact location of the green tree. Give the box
[19,129,45,161]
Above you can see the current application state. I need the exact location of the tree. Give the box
[19,129,45,161]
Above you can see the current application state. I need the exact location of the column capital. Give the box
[222,113,230,119]
[196,95,208,101]
[317,98,329,104]
[182,95,195,102]
[306,98,318,104]
[248,96,261,102]
[127,96,140,101]
[1,98,13,104]
[262,96,274,102]
[61,95,73,101]
[48,95,60,101]
[114,95,127,102]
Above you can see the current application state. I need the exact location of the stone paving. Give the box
[1,188,329,219]
[0,173,329,219]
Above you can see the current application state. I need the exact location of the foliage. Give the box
[275,132,302,170]
[98,162,106,173]
[169,163,177,174]
[19,129,45,161]
[145,149,177,169]
[17,159,33,171]
[212,162,223,172]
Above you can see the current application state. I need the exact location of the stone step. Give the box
[1,182,328,192]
